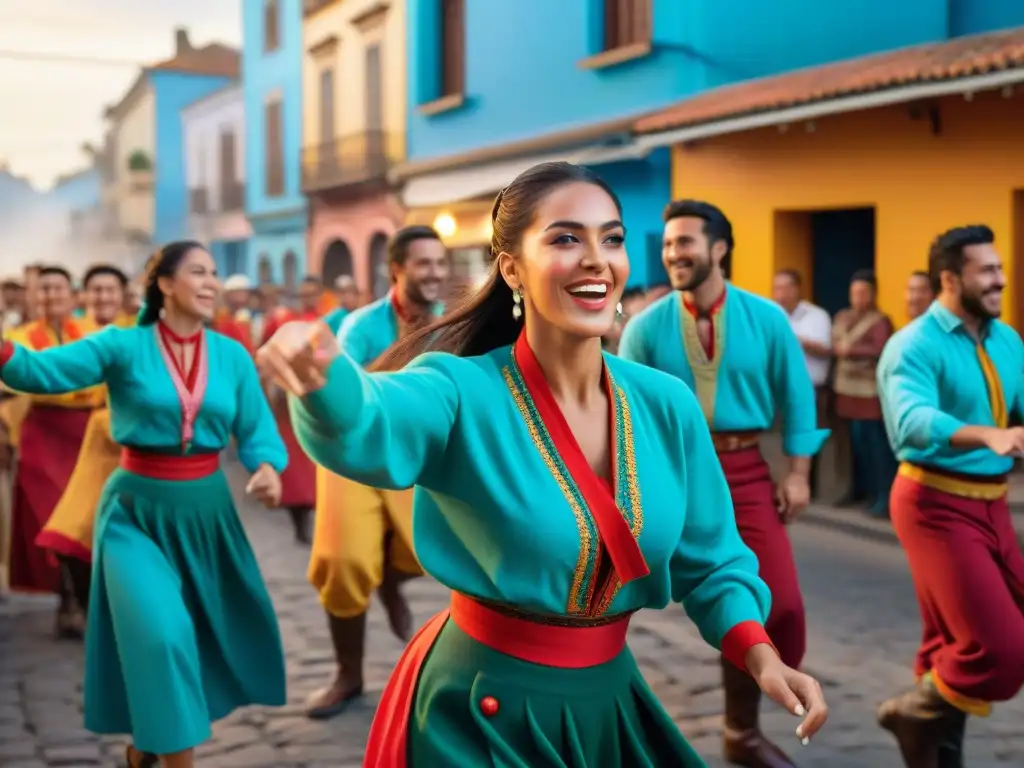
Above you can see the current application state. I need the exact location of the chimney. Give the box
[174,27,192,55]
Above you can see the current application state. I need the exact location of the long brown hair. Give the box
[372,162,622,372]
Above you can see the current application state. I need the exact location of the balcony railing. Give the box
[190,187,209,215]
[301,130,399,194]
[221,181,244,212]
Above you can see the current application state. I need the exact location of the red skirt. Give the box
[10,405,92,592]
[276,405,316,508]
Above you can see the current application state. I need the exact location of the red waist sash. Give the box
[450,592,631,668]
[364,594,632,767]
[120,448,219,480]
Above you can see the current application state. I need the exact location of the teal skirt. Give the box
[82,467,286,754]
[410,619,706,767]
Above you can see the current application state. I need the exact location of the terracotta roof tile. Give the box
[147,43,239,78]
[635,26,1024,135]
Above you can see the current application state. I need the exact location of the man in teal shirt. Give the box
[876,224,1024,767]
[304,225,449,720]
[620,200,827,768]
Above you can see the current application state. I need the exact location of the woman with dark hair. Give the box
[0,241,288,768]
[260,162,828,765]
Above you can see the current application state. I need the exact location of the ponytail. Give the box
[371,264,518,372]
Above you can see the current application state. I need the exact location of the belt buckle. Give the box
[724,435,740,451]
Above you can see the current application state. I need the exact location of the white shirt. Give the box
[785,300,832,387]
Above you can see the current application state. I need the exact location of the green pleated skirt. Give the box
[409,619,706,767]
[82,467,286,755]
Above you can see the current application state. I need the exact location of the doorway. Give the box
[810,208,876,317]
[321,239,354,286]
[367,232,390,298]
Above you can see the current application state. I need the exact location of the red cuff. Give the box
[0,340,14,368]
[721,620,777,673]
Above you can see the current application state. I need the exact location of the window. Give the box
[219,130,242,210]
[258,256,273,284]
[264,99,284,197]
[603,0,651,50]
[364,44,383,131]
[440,0,465,97]
[282,251,298,292]
[319,68,335,145]
[264,1,280,53]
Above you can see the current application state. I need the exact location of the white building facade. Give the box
[181,81,251,270]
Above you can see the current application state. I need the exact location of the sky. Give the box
[0,0,242,189]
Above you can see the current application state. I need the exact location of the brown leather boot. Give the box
[304,611,366,719]
[378,564,415,642]
[721,659,797,768]
[877,676,967,768]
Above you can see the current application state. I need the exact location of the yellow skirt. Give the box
[37,409,120,561]
[308,465,421,618]
[0,395,31,447]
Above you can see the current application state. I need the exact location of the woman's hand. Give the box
[245,463,282,508]
[255,320,339,397]
[745,643,828,745]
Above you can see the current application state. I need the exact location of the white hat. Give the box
[223,274,251,292]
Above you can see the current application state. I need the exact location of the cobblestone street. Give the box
[2,464,1023,767]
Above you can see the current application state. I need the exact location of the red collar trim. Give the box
[682,288,726,319]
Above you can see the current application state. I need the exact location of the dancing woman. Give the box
[0,241,288,768]
[260,162,828,766]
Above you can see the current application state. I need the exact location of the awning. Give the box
[401,141,650,209]
[634,26,1024,149]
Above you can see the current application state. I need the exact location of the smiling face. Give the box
[662,216,723,291]
[85,273,125,325]
[38,271,73,321]
[957,242,1006,320]
[500,181,629,339]
[158,247,220,322]
[395,237,450,307]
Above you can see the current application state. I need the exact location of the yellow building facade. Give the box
[664,89,1024,328]
[302,0,407,292]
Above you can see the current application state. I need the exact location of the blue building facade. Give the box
[242,0,307,285]
[152,71,232,244]
[404,0,1024,288]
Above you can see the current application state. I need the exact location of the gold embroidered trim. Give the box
[502,365,594,615]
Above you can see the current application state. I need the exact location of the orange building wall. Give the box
[669,89,1024,327]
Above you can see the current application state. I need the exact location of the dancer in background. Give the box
[619,200,827,768]
[260,275,324,544]
[212,273,254,352]
[877,225,1024,768]
[302,225,448,720]
[37,264,133,638]
[0,241,288,768]
[260,162,827,765]
[5,266,97,623]
[324,274,360,335]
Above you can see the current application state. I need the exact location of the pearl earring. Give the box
[512,287,523,321]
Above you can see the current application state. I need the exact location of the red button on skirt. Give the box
[479,696,499,717]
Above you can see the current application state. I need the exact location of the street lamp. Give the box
[433,213,457,239]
